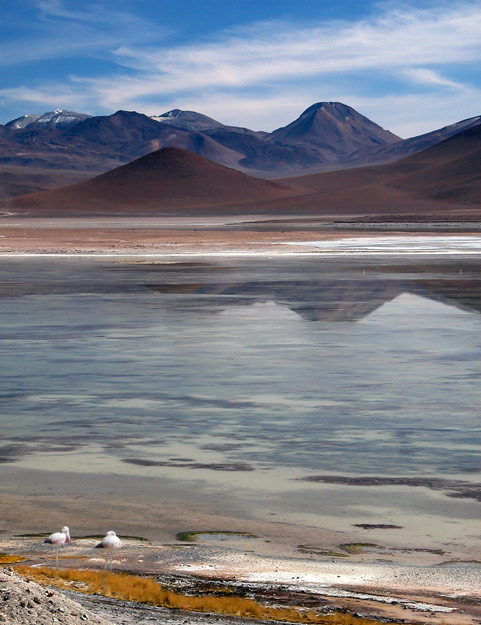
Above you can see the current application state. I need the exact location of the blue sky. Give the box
[0,0,480,137]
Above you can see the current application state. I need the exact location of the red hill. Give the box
[2,147,305,216]
[278,123,481,219]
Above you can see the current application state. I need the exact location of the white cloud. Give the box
[349,87,481,137]
[108,2,481,92]
[401,68,469,90]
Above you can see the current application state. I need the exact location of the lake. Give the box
[1,254,480,555]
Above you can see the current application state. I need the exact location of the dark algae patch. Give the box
[352,524,403,530]
[297,545,348,558]
[0,553,25,564]
[436,559,481,566]
[122,458,254,471]
[298,475,481,502]
[340,543,446,556]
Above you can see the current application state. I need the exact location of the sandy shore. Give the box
[1,215,480,256]
[1,462,480,623]
[2,534,481,625]
[0,215,350,256]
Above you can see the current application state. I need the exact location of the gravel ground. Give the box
[0,567,276,625]
[0,567,113,625]
[3,553,481,625]
[66,592,274,625]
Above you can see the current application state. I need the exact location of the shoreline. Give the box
[1,466,481,624]
[0,215,480,257]
[3,536,481,624]
[1,242,480,257]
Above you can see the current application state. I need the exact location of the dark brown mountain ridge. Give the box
[2,122,480,219]
[1,102,479,199]
[269,102,400,153]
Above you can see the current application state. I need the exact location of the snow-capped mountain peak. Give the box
[5,114,41,129]
[150,109,223,131]
[5,110,91,131]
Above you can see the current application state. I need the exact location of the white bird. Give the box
[95,530,122,570]
[44,526,70,568]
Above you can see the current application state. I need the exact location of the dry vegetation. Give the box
[15,565,386,625]
[0,553,25,564]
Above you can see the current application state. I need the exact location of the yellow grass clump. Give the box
[15,565,385,625]
[0,554,25,564]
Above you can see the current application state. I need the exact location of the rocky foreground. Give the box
[0,567,273,625]
[0,567,112,625]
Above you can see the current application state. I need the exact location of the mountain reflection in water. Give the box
[147,278,481,322]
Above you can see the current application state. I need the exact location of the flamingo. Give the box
[95,530,122,570]
[44,526,70,568]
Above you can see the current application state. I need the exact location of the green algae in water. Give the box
[177,531,257,542]
[340,543,379,554]
[297,545,348,558]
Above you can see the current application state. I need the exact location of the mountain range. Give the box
[3,121,480,219]
[1,102,480,200]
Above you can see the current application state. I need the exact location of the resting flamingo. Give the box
[95,530,122,570]
[44,526,70,568]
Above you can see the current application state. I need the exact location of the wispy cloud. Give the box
[345,87,481,138]
[37,0,111,23]
[1,1,480,134]
[37,0,155,30]
[401,68,469,90]
[0,0,163,68]
[108,2,481,91]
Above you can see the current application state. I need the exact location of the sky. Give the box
[0,0,480,138]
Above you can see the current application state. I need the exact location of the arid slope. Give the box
[279,123,481,219]
[2,125,480,220]
[1,148,306,216]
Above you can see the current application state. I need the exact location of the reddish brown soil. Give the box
[1,148,306,216]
